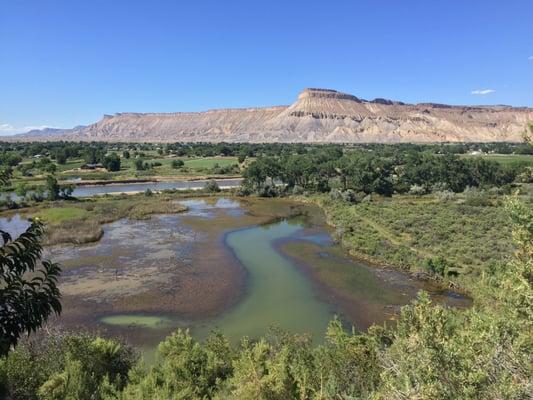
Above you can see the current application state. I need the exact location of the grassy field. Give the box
[35,207,90,223]
[460,153,533,166]
[9,156,242,188]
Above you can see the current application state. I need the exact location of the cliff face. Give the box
[19,89,533,142]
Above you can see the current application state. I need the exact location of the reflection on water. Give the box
[0,214,31,239]
[177,198,244,218]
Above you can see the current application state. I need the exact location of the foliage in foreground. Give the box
[1,196,531,399]
[0,220,61,356]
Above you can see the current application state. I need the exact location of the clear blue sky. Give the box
[1,0,532,134]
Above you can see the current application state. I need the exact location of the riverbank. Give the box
[294,193,515,295]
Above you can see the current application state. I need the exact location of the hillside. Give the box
[16,88,533,143]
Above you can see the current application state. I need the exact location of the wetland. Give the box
[0,195,469,354]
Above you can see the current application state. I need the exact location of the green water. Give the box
[191,220,334,341]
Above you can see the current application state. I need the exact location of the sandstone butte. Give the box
[16,88,533,143]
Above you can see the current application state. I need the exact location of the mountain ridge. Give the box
[13,88,533,143]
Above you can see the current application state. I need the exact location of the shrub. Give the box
[463,187,492,206]
[409,184,427,196]
[103,153,121,172]
[134,158,145,171]
[236,186,252,196]
[291,185,305,195]
[424,256,453,277]
[171,159,184,169]
[258,184,278,197]
[431,182,449,193]
[204,180,220,193]
[434,190,456,202]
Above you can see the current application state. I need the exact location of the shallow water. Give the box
[189,220,334,341]
[0,197,469,354]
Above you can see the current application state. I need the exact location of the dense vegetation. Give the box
[0,140,532,399]
[241,145,531,197]
[316,194,515,279]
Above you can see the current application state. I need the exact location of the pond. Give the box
[0,197,469,356]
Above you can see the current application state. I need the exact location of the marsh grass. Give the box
[26,193,188,245]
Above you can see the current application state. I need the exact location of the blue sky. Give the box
[1,0,532,134]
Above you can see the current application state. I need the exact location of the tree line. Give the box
[242,147,530,198]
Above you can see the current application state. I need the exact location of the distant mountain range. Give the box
[14,89,533,143]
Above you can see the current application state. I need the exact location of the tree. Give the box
[83,148,104,165]
[122,150,130,159]
[59,185,74,199]
[171,159,184,169]
[55,150,67,165]
[0,167,12,187]
[134,158,145,171]
[46,175,60,201]
[103,153,121,172]
[14,183,28,199]
[0,221,62,356]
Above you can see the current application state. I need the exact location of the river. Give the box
[1,177,243,200]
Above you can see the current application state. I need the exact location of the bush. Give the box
[59,184,74,199]
[434,190,456,202]
[204,180,220,193]
[46,175,60,201]
[424,256,454,277]
[409,184,427,196]
[236,186,252,196]
[258,184,278,197]
[463,187,492,206]
[330,189,360,204]
[291,185,305,195]
[103,153,121,172]
[134,158,145,171]
[431,182,449,193]
[2,332,137,400]
[171,159,184,169]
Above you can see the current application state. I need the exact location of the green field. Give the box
[8,156,242,188]
[461,153,533,166]
[35,207,90,224]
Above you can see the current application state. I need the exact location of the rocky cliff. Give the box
[18,89,533,142]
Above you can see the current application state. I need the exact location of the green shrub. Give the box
[204,180,221,193]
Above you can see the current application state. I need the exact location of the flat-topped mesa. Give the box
[14,87,533,143]
[299,88,362,102]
